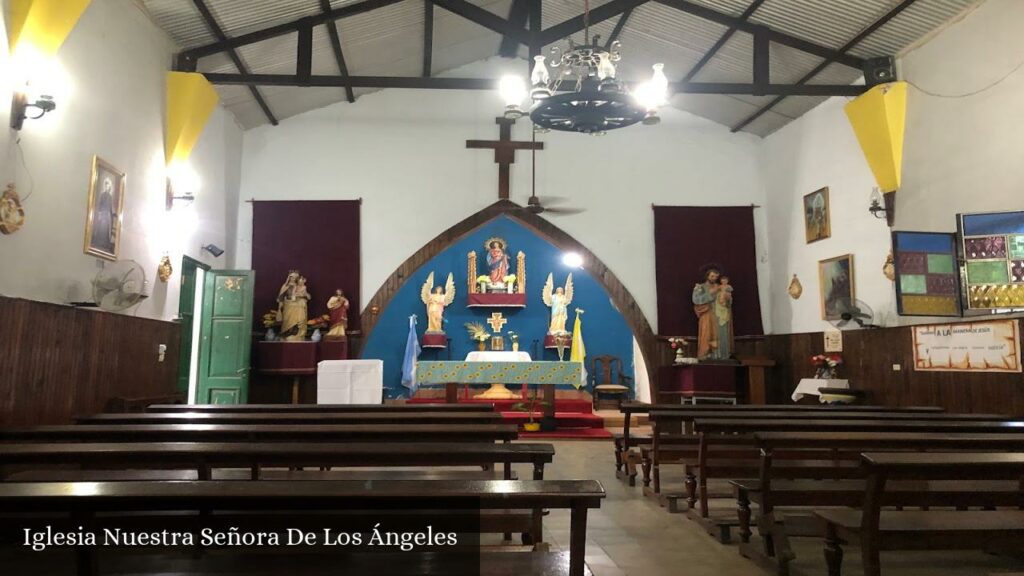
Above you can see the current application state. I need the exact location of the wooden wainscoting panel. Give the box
[762,321,1024,416]
[0,297,180,426]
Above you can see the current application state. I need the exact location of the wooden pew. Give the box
[818,453,1024,576]
[736,432,1024,574]
[147,403,495,413]
[613,403,942,479]
[0,442,556,545]
[0,424,519,444]
[0,442,555,482]
[642,410,1001,496]
[76,412,504,425]
[683,418,1024,542]
[0,479,606,576]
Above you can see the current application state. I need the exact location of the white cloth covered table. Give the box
[317,360,384,404]
[464,351,532,362]
[791,378,849,402]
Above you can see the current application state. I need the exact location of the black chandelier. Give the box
[499,1,668,135]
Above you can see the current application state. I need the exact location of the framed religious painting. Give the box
[83,156,125,261]
[803,187,831,244]
[818,254,854,320]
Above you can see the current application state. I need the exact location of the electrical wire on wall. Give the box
[905,54,1024,99]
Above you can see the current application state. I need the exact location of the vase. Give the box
[512,342,519,352]
[673,348,686,365]
[479,282,488,294]
[523,422,541,432]
[477,340,486,351]
[506,284,514,294]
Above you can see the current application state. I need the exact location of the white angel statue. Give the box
[542,273,574,335]
[420,272,455,333]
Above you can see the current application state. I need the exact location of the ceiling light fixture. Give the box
[502,0,667,134]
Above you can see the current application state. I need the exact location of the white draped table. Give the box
[464,351,532,399]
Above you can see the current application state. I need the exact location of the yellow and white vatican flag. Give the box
[569,309,587,389]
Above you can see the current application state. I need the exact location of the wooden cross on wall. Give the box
[467,117,544,200]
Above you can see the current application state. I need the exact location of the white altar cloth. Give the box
[464,351,532,362]
[791,378,849,402]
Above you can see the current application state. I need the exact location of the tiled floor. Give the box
[524,440,1024,576]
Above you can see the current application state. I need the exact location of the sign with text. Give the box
[912,319,1021,372]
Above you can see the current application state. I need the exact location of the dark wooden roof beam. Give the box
[189,0,277,125]
[423,0,434,77]
[499,0,530,58]
[431,0,532,45]
[539,0,647,46]
[655,0,864,69]
[182,0,405,60]
[731,0,919,132]
[202,72,867,96]
[604,7,633,51]
[320,0,355,102]
[682,0,766,82]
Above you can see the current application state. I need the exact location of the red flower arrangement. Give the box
[811,354,843,378]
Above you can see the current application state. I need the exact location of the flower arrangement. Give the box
[476,275,490,284]
[307,314,331,331]
[507,331,519,343]
[503,274,517,284]
[261,309,280,329]
[512,387,550,429]
[811,354,843,379]
[464,322,491,342]
[667,337,696,365]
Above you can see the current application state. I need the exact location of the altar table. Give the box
[792,378,849,402]
[416,360,583,428]
[464,351,531,399]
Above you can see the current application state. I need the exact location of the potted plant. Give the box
[476,275,490,294]
[508,331,520,352]
[464,322,491,351]
[503,274,517,293]
[512,387,549,432]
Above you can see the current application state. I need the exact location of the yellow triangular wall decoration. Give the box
[8,0,91,55]
[844,81,907,193]
[165,72,220,165]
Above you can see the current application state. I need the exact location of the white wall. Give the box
[761,0,1024,334]
[236,58,769,334]
[0,0,243,321]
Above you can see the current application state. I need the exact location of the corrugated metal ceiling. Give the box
[138,0,980,135]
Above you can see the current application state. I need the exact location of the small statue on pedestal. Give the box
[692,264,734,361]
[326,289,349,340]
[421,272,455,333]
[542,273,574,335]
[278,271,310,341]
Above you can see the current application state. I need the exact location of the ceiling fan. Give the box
[519,131,585,216]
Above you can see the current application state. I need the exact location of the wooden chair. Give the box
[590,355,632,410]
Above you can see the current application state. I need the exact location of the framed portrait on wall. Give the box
[818,254,854,320]
[83,156,125,261]
[803,187,831,244]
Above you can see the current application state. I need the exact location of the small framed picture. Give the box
[819,254,855,320]
[803,187,831,244]
[83,156,125,261]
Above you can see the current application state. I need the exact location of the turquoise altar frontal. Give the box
[416,361,582,384]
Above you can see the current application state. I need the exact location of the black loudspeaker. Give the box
[862,56,897,87]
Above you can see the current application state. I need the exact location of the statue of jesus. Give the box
[326,289,349,339]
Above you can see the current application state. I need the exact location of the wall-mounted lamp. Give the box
[10,92,56,130]
[201,244,224,258]
[868,187,895,227]
[562,252,584,268]
[165,161,199,210]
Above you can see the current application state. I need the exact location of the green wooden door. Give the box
[197,270,254,404]
[176,257,208,397]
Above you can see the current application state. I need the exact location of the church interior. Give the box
[2,0,1024,574]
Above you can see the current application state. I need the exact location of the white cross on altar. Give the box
[486,312,507,333]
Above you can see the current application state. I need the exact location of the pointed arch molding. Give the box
[360,199,660,398]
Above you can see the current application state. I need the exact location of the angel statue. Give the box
[420,272,456,333]
[542,273,574,335]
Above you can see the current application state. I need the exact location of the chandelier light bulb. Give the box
[597,54,616,81]
[649,63,669,105]
[499,75,527,107]
[530,56,552,101]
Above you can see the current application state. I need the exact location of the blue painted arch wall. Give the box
[360,216,636,399]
